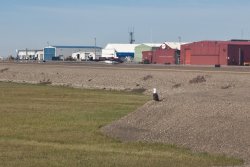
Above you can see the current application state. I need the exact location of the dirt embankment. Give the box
[1,63,250,166]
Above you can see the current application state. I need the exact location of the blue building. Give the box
[43,46,102,61]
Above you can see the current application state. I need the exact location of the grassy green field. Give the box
[0,82,243,167]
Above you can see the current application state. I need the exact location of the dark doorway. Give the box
[175,50,180,64]
[239,49,244,66]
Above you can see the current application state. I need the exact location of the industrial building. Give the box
[44,46,102,61]
[102,44,139,60]
[142,42,186,64]
[17,49,43,60]
[134,43,162,63]
[181,40,250,65]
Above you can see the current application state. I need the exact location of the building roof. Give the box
[163,42,189,50]
[182,40,250,46]
[73,51,94,53]
[47,46,102,49]
[230,39,250,42]
[17,49,43,52]
[104,44,140,53]
[227,41,250,45]
[141,43,162,47]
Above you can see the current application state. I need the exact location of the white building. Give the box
[102,44,139,59]
[35,51,44,60]
[72,51,100,61]
[17,49,43,60]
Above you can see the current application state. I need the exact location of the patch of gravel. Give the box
[1,63,250,166]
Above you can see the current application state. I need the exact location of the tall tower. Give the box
[129,28,135,44]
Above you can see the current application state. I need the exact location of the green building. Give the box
[134,43,161,63]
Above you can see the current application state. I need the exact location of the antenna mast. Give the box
[129,27,135,44]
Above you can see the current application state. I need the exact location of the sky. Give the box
[0,0,250,57]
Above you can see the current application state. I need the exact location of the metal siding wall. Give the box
[219,44,228,65]
[180,44,190,64]
[191,42,220,65]
[191,55,219,65]
[44,48,55,60]
[192,42,219,57]
[180,45,192,65]
[142,51,153,63]
[134,45,151,62]
[56,48,74,58]
[181,41,228,65]
[185,49,191,64]
[56,47,102,59]
[116,52,134,58]
[154,49,176,64]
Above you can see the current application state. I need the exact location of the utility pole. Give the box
[94,37,96,59]
[241,29,244,39]
[150,28,153,43]
[178,36,182,43]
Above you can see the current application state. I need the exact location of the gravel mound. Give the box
[1,63,250,165]
[103,90,250,163]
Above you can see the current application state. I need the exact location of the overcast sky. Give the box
[0,0,250,56]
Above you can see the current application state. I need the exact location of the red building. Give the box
[181,41,250,65]
[142,43,181,64]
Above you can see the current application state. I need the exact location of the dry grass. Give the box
[0,68,9,73]
[189,75,206,84]
[0,82,243,167]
